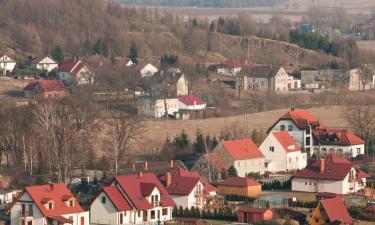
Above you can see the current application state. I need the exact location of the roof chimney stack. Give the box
[166,172,172,187]
[169,160,174,168]
[320,159,325,173]
[144,162,148,170]
[139,172,143,179]
[48,182,54,191]
[132,163,136,171]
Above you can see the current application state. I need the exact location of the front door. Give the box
[80,217,84,225]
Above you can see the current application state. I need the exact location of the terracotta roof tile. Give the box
[102,186,132,212]
[321,197,352,223]
[313,127,365,146]
[272,131,301,153]
[178,95,206,106]
[222,139,264,160]
[24,80,66,92]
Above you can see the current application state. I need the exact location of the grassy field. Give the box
[0,77,29,104]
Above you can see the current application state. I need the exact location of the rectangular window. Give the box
[305,182,307,185]
[157,210,160,219]
[119,213,123,224]
[357,148,360,154]
[280,125,285,131]
[101,196,106,204]
[138,211,141,218]
[162,208,168,216]
[48,203,53,210]
[306,137,311,146]
[151,210,155,219]
[69,200,74,207]
[288,125,293,131]
[270,146,275,152]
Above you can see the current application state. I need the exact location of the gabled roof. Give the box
[114,173,175,210]
[293,155,355,181]
[222,139,264,160]
[312,127,365,146]
[220,58,248,68]
[178,95,206,106]
[121,160,187,177]
[268,109,320,132]
[102,186,132,212]
[24,80,66,92]
[58,59,80,73]
[22,184,83,217]
[217,177,261,187]
[320,197,352,224]
[272,131,301,153]
[140,182,157,196]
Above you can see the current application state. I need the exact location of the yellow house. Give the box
[217,177,261,197]
[309,197,352,225]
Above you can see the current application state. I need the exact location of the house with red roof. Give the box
[216,58,248,76]
[309,197,352,225]
[292,155,368,194]
[9,183,88,225]
[24,80,68,99]
[212,139,266,177]
[160,167,219,210]
[237,206,273,224]
[217,177,261,197]
[90,172,175,225]
[178,95,206,111]
[0,52,16,75]
[58,58,94,85]
[259,131,307,172]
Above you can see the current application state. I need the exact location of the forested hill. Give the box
[119,0,284,7]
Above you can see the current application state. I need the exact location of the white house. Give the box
[9,183,89,225]
[0,52,16,75]
[243,66,290,93]
[216,59,247,76]
[90,173,175,225]
[137,97,179,118]
[292,156,368,194]
[212,139,266,177]
[162,168,217,210]
[178,95,206,110]
[259,131,307,173]
[0,189,21,205]
[287,75,301,90]
[139,63,158,77]
[58,59,94,85]
[31,57,58,72]
[348,68,373,91]
[267,109,321,155]
[311,127,365,158]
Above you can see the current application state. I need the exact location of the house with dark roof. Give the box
[217,177,261,197]
[237,206,273,224]
[212,139,266,176]
[58,58,94,85]
[0,52,16,76]
[90,172,175,225]
[190,152,227,181]
[24,80,68,99]
[309,197,353,225]
[292,155,368,194]
[159,167,220,210]
[121,160,187,177]
[259,131,307,172]
[9,183,89,225]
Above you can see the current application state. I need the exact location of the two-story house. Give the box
[161,168,218,210]
[212,139,266,176]
[0,52,16,75]
[150,73,189,97]
[58,58,94,85]
[259,131,307,173]
[243,66,290,93]
[30,57,58,72]
[9,183,89,225]
[216,58,248,76]
[267,109,321,156]
[137,96,179,118]
[90,172,175,225]
[292,155,368,194]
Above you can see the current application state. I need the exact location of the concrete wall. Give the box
[234,158,266,176]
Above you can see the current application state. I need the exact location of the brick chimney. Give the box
[169,160,174,168]
[48,182,54,191]
[166,172,172,187]
[320,159,325,173]
[139,171,143,179]
[144,162,148,170]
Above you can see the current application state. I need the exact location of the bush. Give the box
[225,194,256,203]
[262,179,291,190]
[173,206,237,221]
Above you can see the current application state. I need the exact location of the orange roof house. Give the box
[24,80,68,99]
[217,177,261,197]
[237,207,273,224]
[309,197,353,225]
[212,139,266,177]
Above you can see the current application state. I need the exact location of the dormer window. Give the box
[69,199,74,207]
[48,202,53,210]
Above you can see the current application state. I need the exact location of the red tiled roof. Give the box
[270,109,320,131]
[222,139,264,160]
[114,173,175,210]
[167,176,201,195]
[293,155,354,180]
[23,184,83,217]
[238,206,271,214]
[217,177,261,187]
[272,131,301,153]
[140,182,156,196]
[58,59,80,73]
[102,186,132,212]
[178,95,206,106]
[24,80,66,92]
[321,197,352,223]
[222,58,248,68]
[313,127,365,146]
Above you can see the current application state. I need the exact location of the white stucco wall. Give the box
[140,64,158,77]
[176,75,188,96]
[234,158,266,176]
[171,181,203,209]
[0,55,16,75]
[269,120,310,148]
[274,67,289,93]
[90,192,118,225]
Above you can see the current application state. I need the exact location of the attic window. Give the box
[69,200,74,207]
[101,196,106,204]
[48,202,53,210]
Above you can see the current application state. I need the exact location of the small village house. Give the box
[259,131,307,173]
[161,167,219,210]
[90,172,175,225]
[0,189,21,205]
[237,207,273,224]
[137,96,179,118]
[348,68,374,91]
[0,52,16,75]
[217,177,261,197]
[178,95,206,111]
[24,80,68,99]
[9,183,89,225]
[139,63,158,77]
[292,155,368,194]
[216,58,248,76]
[58,58,94,85]
[30,57,58,72]
[212,139,266,176]
[309,197,352,225]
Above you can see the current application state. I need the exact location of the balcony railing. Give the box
[19,210,34,217]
